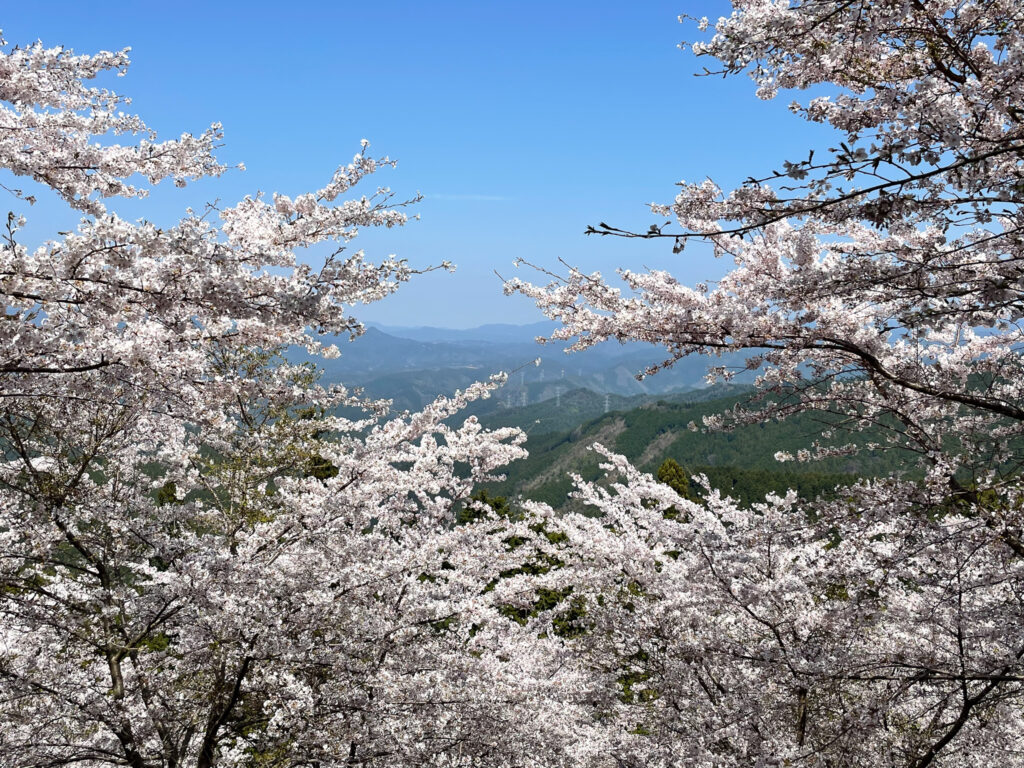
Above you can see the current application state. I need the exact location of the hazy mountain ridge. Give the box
[306,323,756,409]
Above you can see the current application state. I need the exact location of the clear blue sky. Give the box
[3,1,832,328]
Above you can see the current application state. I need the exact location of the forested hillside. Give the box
[481,388,908,508]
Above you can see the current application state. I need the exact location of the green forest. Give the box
[477,387,911,508]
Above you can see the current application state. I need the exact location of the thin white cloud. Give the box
[427,193,510,202]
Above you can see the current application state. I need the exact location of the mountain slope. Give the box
[484,390,911,509]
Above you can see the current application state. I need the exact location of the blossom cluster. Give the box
[508,2,1024,764]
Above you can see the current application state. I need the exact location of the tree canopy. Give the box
[0,35,590,768]
[509,1,1024,764]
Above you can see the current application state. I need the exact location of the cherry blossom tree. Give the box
[509,2,1024,765]
[0,36,601,768]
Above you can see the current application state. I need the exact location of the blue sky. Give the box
[3,1,833,328]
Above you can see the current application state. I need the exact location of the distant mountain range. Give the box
[292,323,907,510]
[302,322,756,410]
